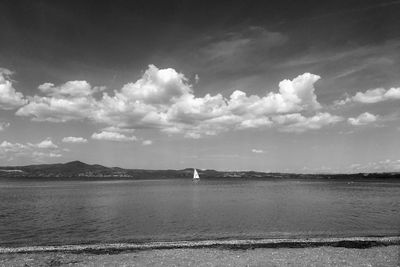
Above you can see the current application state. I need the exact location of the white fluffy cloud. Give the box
[337,87,400,105]
[384,87,400,99]
[120,65,192,104]
[91,131,137,142]
[226,72,321,117]
[37,81,100,97]
[0,68,27,110]
[251,149,264,153]
[17,65,341,138]
[62,136,88,144]
[348,112,377,126]
[273,112,343,133]
[0,138,63,161]
[16,82,97,122]
[353,88,387,103]
[33,138,58,149]
[101,126,135,133]
[0,141,28,154]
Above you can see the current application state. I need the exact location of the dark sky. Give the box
[0,0,400,172]
[2,0,399,87]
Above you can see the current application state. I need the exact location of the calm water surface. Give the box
[0,178,399,247]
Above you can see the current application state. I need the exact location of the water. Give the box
[0,178,399,247]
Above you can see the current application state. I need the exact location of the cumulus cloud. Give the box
[0,68,27,110]
[336,87,400,105]
[91,131,137,142]
[32,138,58,149]
[120,65,192,104]
[348,112,377,126]
[0,138,63,161]
[62,136,88,144]
[37,80,104,97]
[238,117,272,129]
[353,88,387,103]
[384,87,400,99]
[16,81,97,122]
[251,149,264,153]
[101,126,135,134]
[273,112,343,133]
[17,65,340,138]
[142,140,153,146]
[0,122,10,131]
[0,141,28,154]
[227,72,321,116]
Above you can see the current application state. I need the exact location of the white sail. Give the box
[193,168,200,179]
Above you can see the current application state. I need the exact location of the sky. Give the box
[0,0,400,173]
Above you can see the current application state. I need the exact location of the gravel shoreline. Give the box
[1,246,399,266]
[1,236,399,254]
[1,237,399,266]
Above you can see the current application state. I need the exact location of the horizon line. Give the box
[0,160,399,176]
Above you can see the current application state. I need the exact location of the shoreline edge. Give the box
[1,236,400,254]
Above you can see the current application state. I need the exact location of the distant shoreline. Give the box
[1,161,400,179]
[1,176,400,182]
[1,236,399,254]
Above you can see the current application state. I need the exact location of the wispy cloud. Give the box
[0,122,10,131]
[142,140,153,146]
[199,26,288,72]
[349,159,400,172]
[278,39,400,69]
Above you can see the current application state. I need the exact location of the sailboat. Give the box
[193,168,200,181]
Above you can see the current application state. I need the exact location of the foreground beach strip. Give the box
[1,236,399,254]
[1,246,399,266]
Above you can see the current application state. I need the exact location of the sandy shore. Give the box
[0,246,399,266]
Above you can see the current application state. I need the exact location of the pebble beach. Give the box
[1,246,399,267]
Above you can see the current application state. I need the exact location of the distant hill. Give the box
[0,161,194,179]
[0,161,399,180]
